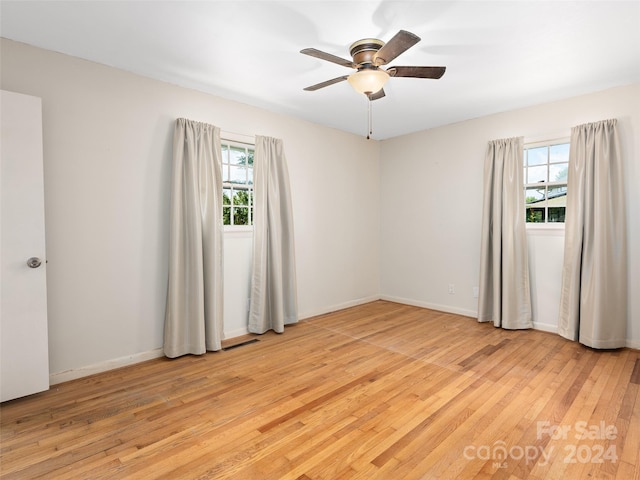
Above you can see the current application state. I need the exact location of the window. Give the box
[221,140,254,227]
[524,141,569,223]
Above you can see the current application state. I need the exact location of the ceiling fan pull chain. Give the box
[367,97,372,140]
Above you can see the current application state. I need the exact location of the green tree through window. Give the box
[221,141,254,226]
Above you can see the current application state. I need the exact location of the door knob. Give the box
[27,257,42,268]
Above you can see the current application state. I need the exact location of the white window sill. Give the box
[224,226,253,238]
[526,224,565,236]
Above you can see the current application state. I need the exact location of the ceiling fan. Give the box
[301,30,446,101]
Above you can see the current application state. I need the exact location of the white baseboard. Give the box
[48,296,381,386]
[380,296,640,350]
[49,348,165,385]
[532,321,558,334]
[625,339,640,350]
[49,297,639,385]
[224,326,250,339]
[299,295,381,320]
[379,295,478,319]
[226,295,383,336]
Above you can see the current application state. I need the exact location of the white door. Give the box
[1,90,50,402]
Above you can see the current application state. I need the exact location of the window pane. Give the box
[229,147,246,165]
[233,207,249,225]
[527,165,547,183]
[222,163,230,182]
[233,189,250,206]
[525,187,545,204]
[548,185,567,205]
[527,147,547,166]
[223,188,232,205]
[230,165,246,184]
[548,207,565,222]
[526,207,545,223]
[549,163,568,182]
[246,190,253,207]
[550,143,570,163]
[247,166,254,185]
[223,206,231,225]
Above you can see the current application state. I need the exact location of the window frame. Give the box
[221,138,255,232]
[523,137,570,229]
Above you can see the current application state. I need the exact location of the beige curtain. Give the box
[248,136,298,334]
[164,118,224,357]
[478,137,532,329]
[558,119,626,348]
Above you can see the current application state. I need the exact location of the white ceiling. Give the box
[2,1,639,139]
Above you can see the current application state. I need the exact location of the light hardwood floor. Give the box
[1,301,639,479]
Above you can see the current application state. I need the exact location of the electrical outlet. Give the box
[473,286,479,298]
[448,284,455,294]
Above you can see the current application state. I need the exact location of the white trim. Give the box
[379,295,478,319]
[49,348,164,385]
[47,298,639,385]
[532,321,558,333]
[625,339,640,350]
[526,224,565,236]
[524,132,570,146]
[224,226,253,237]
[221,131,255,145]
[224,326,250,339]
[299,295,381,320]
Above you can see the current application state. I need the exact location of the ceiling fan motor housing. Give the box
[349,38,385,67]
[301,30,445,99]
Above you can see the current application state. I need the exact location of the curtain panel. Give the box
[249,135,298,334]
[558,119,627,348]
[478,137,533,329]
[164,118,224,357]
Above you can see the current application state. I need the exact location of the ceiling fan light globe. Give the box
[347,69,389,95]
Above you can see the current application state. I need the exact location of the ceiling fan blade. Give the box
[373,30,421,66]
[367,89,386,101]
[387,66,446,79]
[303,75,349,91]
[300,48,356,69]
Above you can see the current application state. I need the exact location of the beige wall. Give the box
[0,38,381,379]
[380,83,640,347]
[2,36,638,382]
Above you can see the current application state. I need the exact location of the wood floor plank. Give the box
[1,300,638,479]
